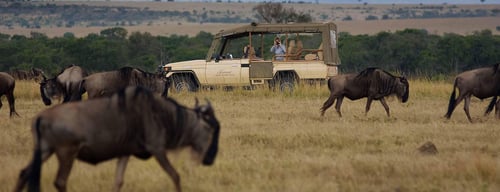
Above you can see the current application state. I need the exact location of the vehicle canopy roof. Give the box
[214,22,337,39]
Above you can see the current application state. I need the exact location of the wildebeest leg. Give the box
[484,96,497,116]
[496,99,500,119]
[463,96,473,122]
[447,93,466,119]
[320,93,336,116]
[153,152,181,192]
[379,98,390,117]
[7,91,20,117]
[365,98,373,116]
[335,96,344,117]
[113,156,130,192]
[53,147,78,192]
[13,150,53,192]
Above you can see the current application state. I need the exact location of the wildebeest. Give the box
[80,67,170,99]
[445,63,500,122]
[14,86,220,192]
[320,67,409,117]
[9,68,45,81]
[40,65,88,105]
[0,72,20,117]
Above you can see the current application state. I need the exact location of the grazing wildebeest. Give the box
[14,86,220,192]
[9,69,30,80]
[39,65,88,105]
[445,63,500,122]
[80,67,170,99]
[320,67,409,117]
[0,72,20,117]
[9,68,44,81]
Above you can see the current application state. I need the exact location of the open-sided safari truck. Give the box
[163,22,340,92]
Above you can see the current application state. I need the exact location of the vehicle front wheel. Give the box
[172,75,197,92]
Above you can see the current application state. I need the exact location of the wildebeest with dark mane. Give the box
[80,67,170,99]
[40,65,88,105]
[445,63,500,122]
[14,86,220,192]
[0,72,20,117]
[320,67,409,117]
[9,68,45,81]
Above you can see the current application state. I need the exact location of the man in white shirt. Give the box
[270,37,286,61]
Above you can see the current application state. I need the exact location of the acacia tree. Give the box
[252,2,312,24]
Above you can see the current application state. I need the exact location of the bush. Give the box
[365,15,378,20]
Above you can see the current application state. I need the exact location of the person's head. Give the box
[274,37,281,44]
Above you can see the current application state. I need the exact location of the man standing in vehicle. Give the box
[270,37,286,61]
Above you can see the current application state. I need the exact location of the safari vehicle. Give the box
[163,22,341,92]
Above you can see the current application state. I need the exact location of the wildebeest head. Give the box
[39,76,63,106]
[191,98,220,165]
[123,67,170,98]
[396,76,409,103]
[31,68,45,82]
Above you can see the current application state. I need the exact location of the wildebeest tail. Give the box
[28,117,42,192]
[445,79,458,118]
[327,78,332,91]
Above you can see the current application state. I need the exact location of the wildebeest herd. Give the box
[1,63,499,192]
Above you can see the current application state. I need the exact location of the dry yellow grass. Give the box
[1,79,499,191]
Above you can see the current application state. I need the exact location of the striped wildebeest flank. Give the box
[80,67,170,99]
[0,72,20,117]
[14,86,220,192]
[39,65,88,105]
[445,63,500,122]
[320,67,409,117]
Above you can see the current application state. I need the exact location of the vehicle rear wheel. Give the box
[279,77,295,93]
[172,75,197,92]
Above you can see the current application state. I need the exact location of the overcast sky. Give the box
[169,0,498,4]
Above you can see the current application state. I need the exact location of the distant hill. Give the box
[0,1,499,37]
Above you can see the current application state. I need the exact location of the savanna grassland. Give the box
[1,80,499,192]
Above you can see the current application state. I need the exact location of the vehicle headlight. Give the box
[164,66,172,72]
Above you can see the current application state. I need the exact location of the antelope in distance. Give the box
[39,65,88,105]
[0,72,20,117]
[14,86,220,192]
[445,63,500,122]
[79,67,170,99]
[320,67,409,117]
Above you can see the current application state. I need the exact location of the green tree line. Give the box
[1,27,499,78]
[338,29,500,78]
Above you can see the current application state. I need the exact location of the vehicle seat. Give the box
[317,43,323,60]
[287,40,296,55]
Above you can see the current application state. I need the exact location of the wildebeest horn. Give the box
[205,98,212,109]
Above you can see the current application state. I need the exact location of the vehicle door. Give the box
[205,58,243,85]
